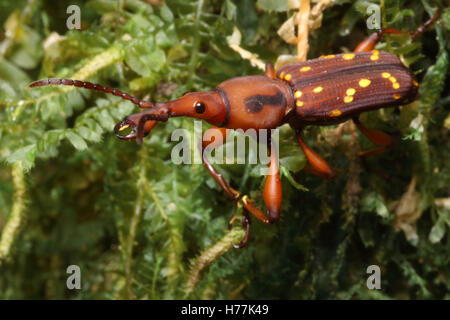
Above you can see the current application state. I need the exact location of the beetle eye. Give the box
[195,101,206,114]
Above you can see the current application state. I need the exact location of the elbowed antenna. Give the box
[29,78,154,109]
[29,78,170,144]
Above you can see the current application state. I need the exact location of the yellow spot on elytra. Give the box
[394,94,401,100]
[119,124,130,131]
[346,88,356,96]
[382,72,391,78]
[413,80,419,87]
[284,74,292,81]
[370,50,380,61]
[300,66,311,72]
[295,91,303,98]
[393,83,400,89]
[343,53,355,60]
[389,76,397,83]
[344,96,354,103]
[359,79,371,87]
[330,109,342,117]
[313,86,323,93]
[280,71,285,79]
[296,100,304,107]
[322,54,335,59]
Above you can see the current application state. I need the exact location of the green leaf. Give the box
[429,216,446,244]
[6,144,37,171]
[223,0,236,20]
[160,5,174,22]
[95,110,116,130]
[40,97,60,122]
[280,155,306,173]
[125,45,152,77]
[257,0,287,12]
[148,48,166,72]
[65,131,88,150]
[236,0,258,43]
[0,57,31,90]
[361,192,390,219]
[280,166,308,191]
[77,126,102,143]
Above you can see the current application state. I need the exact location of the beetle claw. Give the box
[232,210,250,249]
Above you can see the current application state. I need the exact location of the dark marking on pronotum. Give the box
[244,91,286,113]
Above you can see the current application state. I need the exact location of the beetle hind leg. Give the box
[354,10,440,52]
[353,117,392,146]
[353,117,395,158]
[295,130,335,179]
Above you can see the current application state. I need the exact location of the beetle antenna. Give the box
[29,78,153,109]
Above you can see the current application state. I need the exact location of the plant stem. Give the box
[184,227,245,298]
[124,147,147,299]
[0,163,26,264]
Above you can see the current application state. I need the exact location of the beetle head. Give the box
[114,91,226,144]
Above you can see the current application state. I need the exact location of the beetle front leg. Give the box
[201,127,239,201]
[201,129,282,225]
[295,130,335,179]
[200,129,284,248]
[200,127,255,246]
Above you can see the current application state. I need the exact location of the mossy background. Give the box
[0,0,449,299]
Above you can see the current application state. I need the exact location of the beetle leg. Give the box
[353,117,392,146]
[354,11,440,52]
[353,117,394,158]
[201,127,240,201]
[358,147,392,158]
[201,129,282,229]
[353,28,402,52]
[241,141,282,224]
[295,130,335,179]
[265,62,276,79]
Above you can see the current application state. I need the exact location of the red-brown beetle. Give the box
[30,12,439,247]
